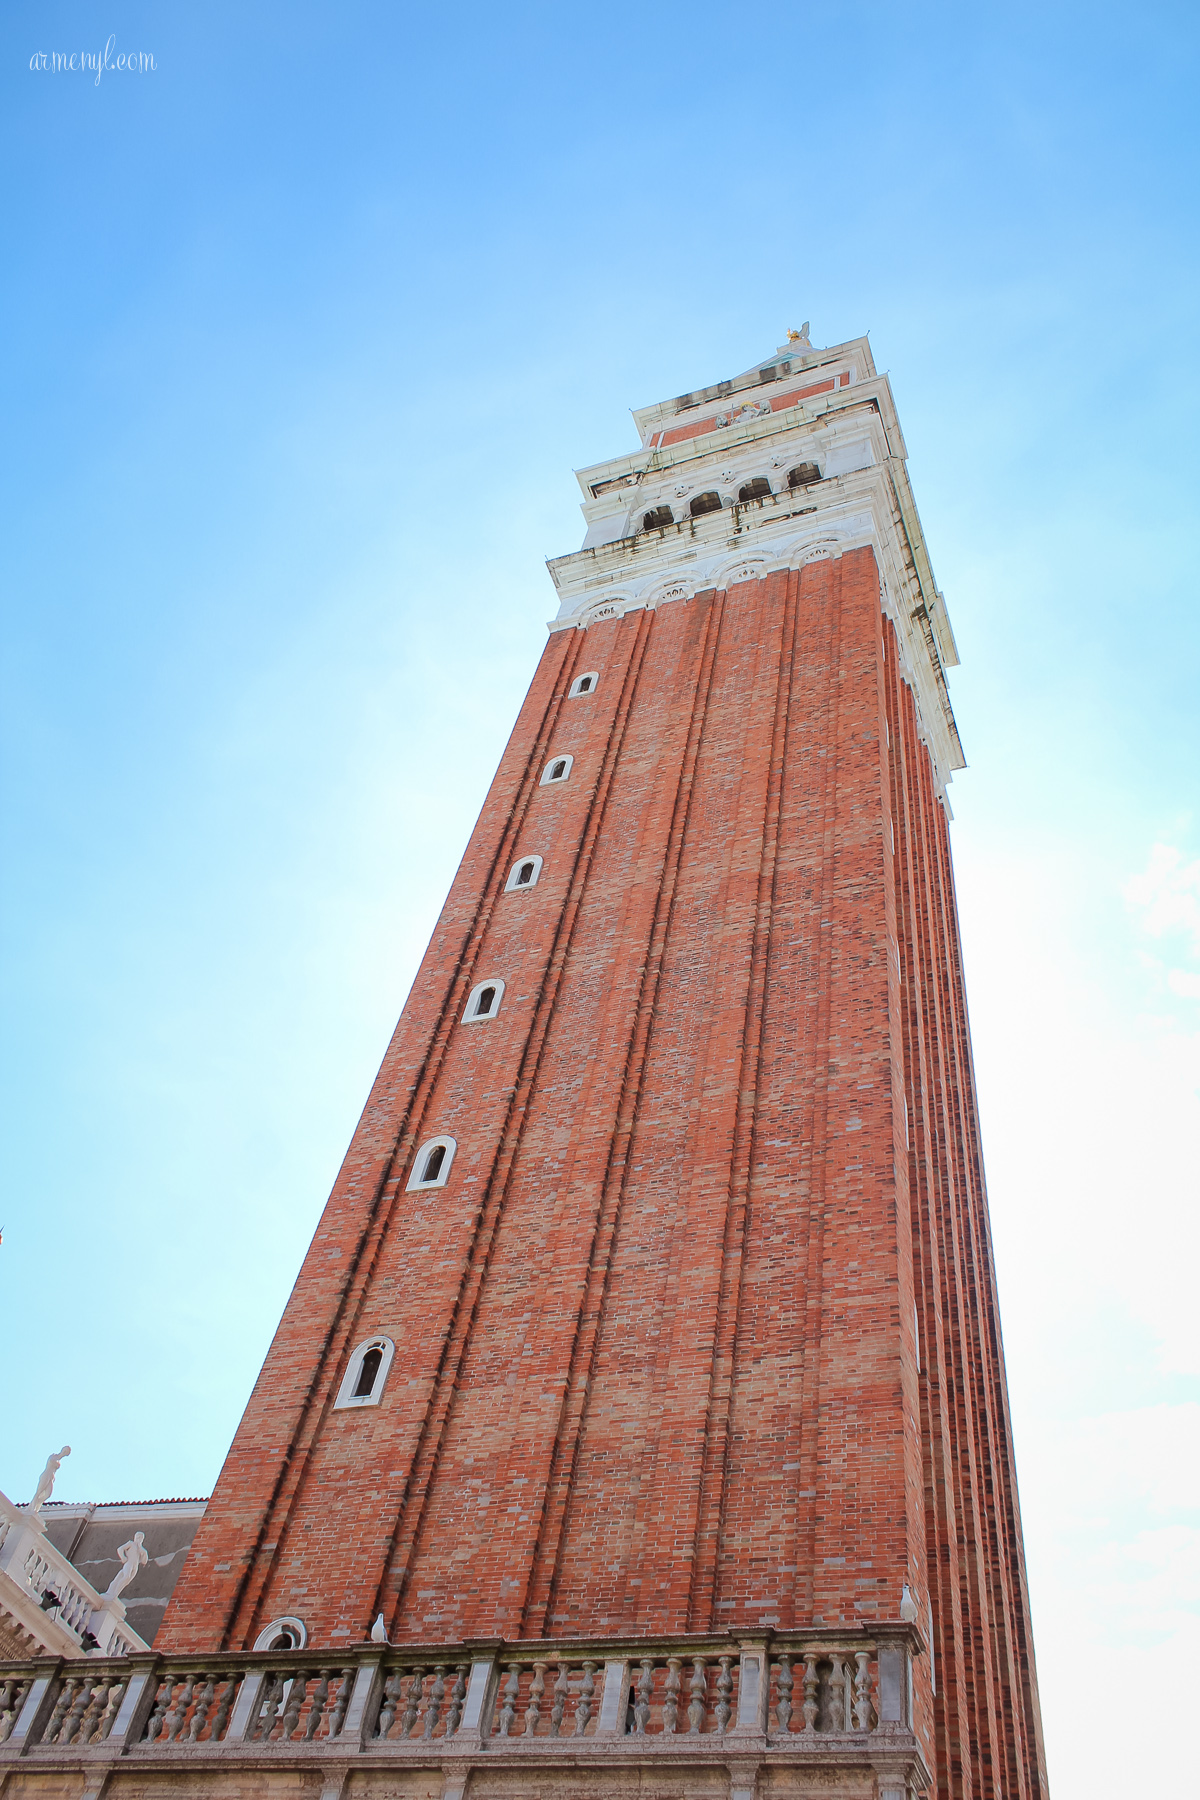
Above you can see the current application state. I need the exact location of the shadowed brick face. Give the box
[162,545,1046,1800]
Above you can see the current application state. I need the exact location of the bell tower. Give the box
[160,329,1048,1800]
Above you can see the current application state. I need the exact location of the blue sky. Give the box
[2,4,1197,1793]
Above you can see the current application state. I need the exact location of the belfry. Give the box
[1,330,1048,1800]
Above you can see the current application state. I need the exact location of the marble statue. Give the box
[102,1531,148,1601]
[29,1446,70,1515]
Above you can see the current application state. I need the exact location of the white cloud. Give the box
[954,828,1200,1800]
[1125,841,1200,969]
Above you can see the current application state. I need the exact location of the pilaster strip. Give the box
[684,565,802,1629]
[377,609,658,1628]
[525,588,731,1633]
[791,554,848,1620]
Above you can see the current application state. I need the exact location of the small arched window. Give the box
[334,1336,396,1410]
[690,491,723,518]
[505,854,543,892]
[254,1616,308,1651]
[738,477,771,502]
[642,505,673,531]
[787,462,822,489]
[354,1347,383,1397]
[406,1135,457,1190]
[569,671,598,698]
[540,753,573,786]
[463,977,505,1022]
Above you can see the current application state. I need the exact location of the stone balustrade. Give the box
[0,1624,930,1798]
[0,1492,148,1661]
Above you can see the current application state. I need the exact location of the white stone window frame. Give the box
[406,1134,457,1191]
[333,1335,396,1411]
[505,854,543,892]
[463,977,505,1023]
[568,671,598,698]
[540,753,573,787]
[254,1615,308,1651]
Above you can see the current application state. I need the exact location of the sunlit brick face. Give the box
[162,338,1047,1800]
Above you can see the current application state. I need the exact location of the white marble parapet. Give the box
[0,1621,930,1799]
[0,1491,149,1661]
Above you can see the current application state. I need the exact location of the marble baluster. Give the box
[326,1669,356,1739]
[304,1671,330,1740]
[98,1679,127,1742]
[688,1659,708,1734]
[524,1661,546,1735]
[376,1670,404,1739]
[444,1664,468,1738]
[401,1667,425,1738]
[662,1658,682,1733]
[853,1652,873,1731]
[775,1658,794,1733]
[549,1661,569,1737]
[210,1675,238,1742]
[574,1661,596,1735]
[47,1679,82,1745]
[497,1665,520,1736]
[715,1657,733,1734]
[280,1670,306,1738]
[187,1677,216,1742]
[633,1659,654,1735]
[424,1665,447,1739]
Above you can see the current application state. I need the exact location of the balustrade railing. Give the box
[0,1675,36,1744]
[0,1491,147,1659]
[0,1622,923,1770]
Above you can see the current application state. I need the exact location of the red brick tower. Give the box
[162,330,1048,1800]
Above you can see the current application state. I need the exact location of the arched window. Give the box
[463,977,506,1022]
[333,1336,396,1410]
[787,462,822,489]
[254,1616,308,1651]
[690,491,723,517]
[738,477,771,502]
[642,505,673,531]
[505,854,543,892]
[354,1347,383,1396]
[406,1135,457,1190]
[540,753,573,786]
[569,671,598,698]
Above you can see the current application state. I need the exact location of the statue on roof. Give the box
[103,1531,149,1602]
[787,323,812,348]
[29,1445,70,1515]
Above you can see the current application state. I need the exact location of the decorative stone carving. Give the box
[715,399,772,428]
[646,580,693,611]
[29,1446,70,1515]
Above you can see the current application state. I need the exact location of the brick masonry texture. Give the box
[160,549,1047,1800]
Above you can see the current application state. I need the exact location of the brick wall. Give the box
[160,549,1046,1800]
